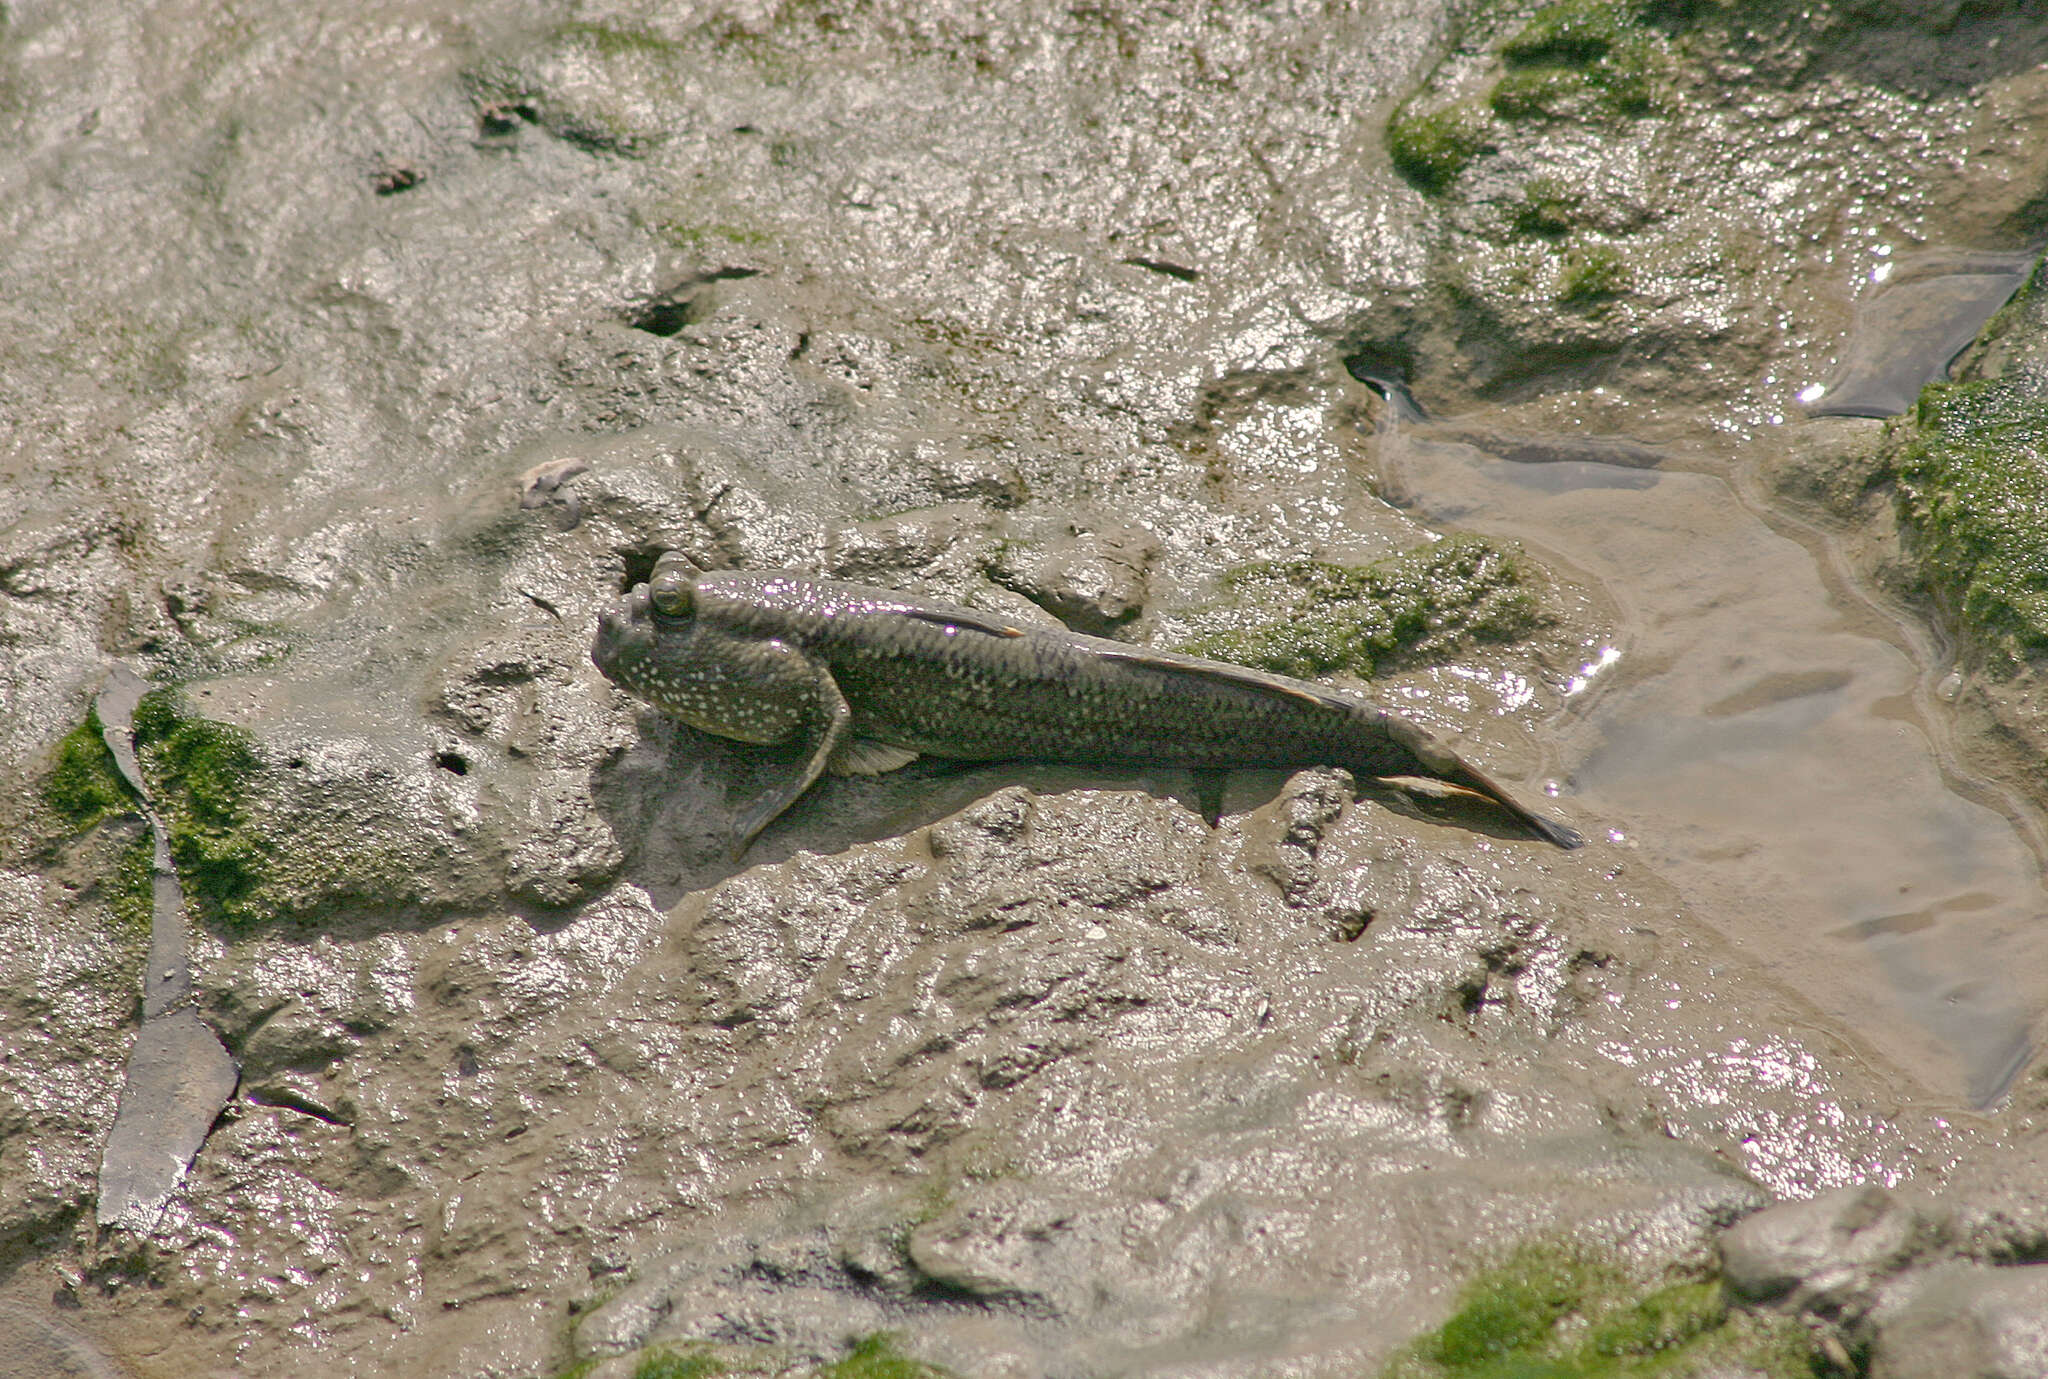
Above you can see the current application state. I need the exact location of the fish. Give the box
[591,552,1583,854]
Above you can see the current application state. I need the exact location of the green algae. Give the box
[1388,103,1491,195]
[816,1334,951,1379]
[43,706,138,832]
[1391,0,1672,195]
[107,831,155,935]
[1179,535,1542,680]
[42,707,152,933]
[633,1347,727,1379]
[1511,177,1583,239]
[556,19,688,60]
[583,1336,949,1379]
[1493,0,1670,122]
[131,690,271,932]
[1558,244,1630,305]
[656,219,774,253]
[1379,1242,1817,1379]
[1894,379,2048,665]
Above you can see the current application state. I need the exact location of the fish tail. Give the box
[1448,759,1584,849]
[1380,712,1583,849]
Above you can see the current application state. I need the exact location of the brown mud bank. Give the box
[5,1,2048,1376]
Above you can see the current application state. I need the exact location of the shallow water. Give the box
[1381,423,2046,1107]
[1807,250,2036,418]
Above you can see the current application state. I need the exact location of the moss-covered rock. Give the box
[1379,1242,1817,1378]
[1894,378,2048,665]
[1177,534,1543,680]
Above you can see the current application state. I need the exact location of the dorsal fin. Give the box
[1087,644,1342,711]
[894,606,1028,639]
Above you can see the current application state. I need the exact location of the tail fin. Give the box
[1383,715,1583,849]
[1443,759,1584,849]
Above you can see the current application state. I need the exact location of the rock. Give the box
[1720,1185,1928,1318]
[95,1009,238,1234]
[1870,1262,2048,1379]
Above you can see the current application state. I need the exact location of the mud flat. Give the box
[4,2,2048,1376]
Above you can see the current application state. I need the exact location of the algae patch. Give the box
[1389,0,1671,195]
[632,1347,727,1379]
[817,1334,951,1379]
[1388,103,1491,195]
[1493,0,1671,123]
[1379,1242,1815,1379]
[1894,378,2048,664]
[40,707,152,933]
[1559,243,1631,306]
[591,1335,952,1379]
[1177,535,1542,679]
[43,706,138,832]
[132,689,271,932]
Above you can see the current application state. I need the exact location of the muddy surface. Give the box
[5,1,2048,1376]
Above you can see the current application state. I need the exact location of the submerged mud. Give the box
[3,1,2048,1377]
[1382,421,2048,1108]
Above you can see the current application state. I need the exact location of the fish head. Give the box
[592,551,702,703]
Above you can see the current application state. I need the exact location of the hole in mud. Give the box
[617,545,664,593]
[477,102,535,136]
[1121,256,1201,282]
[628,268,764,336]
[435,752,469,776]
[1344,341,1419,390]
[629,300,698,336]
[1344,344,1428,421]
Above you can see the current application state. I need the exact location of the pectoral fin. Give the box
[827,738,921,775]
[731,652,854,858]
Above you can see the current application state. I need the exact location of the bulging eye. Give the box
[648,563,693,618]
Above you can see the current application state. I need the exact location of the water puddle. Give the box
[1806,249,2037,418]
[1380,423,2045,1107]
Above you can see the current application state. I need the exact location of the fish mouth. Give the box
[591,584,652,679]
